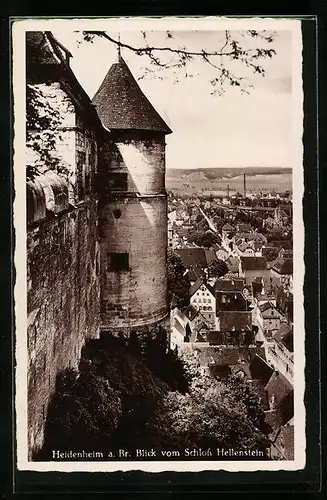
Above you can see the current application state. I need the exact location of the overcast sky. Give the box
[52,27,295,170]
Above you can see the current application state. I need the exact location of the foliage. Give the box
[127,325,190,393]
[39,335,269,459]
[208,259,228,278]
[40,367,122,456]
[140,377,269,454]
[167,250,190,309]
[81,30,276,96]
[187,229,220,248]
[26,83,72,180]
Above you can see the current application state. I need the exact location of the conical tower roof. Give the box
[92,55,172,134]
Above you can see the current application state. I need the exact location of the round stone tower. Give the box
[92,54,172,330]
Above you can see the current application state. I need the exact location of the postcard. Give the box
[13,16,305,473]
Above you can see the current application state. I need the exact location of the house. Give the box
[215,278,252,333]
[189,279,216,329]
[185,266,205,285]
[249,356,294,445]
[204,248,217,267]
[276,286,293,325]
[236,223,252,233]
[270,256,293,289]
[270,240,293,251]
[226,256,240,276]
[170,308,188,350]
[170,305,211,348]
[239,256,270,280]
[221,223,234,247]
[257,301,285,339]
[252,276,281,306]
[196,345,266,379]
[269,425,294,460]
[234,240,255,257]
[262,246,280,263]
[265,322,294,383]
[175,247,210,271]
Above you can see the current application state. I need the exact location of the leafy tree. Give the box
[208,259,228,278]
[81,30,276,96]
[26,83,71,180]
[39,367,122,457]
[167,250,190,309]
[141,380,269,454]
[187,229,220,248]
[39,336,269,459]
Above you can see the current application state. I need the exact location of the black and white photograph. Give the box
[13,17,304,472]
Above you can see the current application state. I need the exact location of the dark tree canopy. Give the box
[38,334,269,459]
[187,229,220,248]
[167,250,190,309]
[208,259,229,278]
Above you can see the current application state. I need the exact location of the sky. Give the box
[52,27,295,170]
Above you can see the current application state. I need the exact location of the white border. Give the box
[13,17,305,472]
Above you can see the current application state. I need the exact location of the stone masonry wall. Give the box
[27,200,100,457]
[99,195,168,329]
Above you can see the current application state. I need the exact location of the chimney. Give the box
[243,173,246,199]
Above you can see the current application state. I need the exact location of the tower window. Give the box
[107,252,129,272]
[107,172,128,191]
[113,209,122,219]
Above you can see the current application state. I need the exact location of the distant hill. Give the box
[166,167,292,195]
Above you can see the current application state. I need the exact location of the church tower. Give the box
[93,54,172,330]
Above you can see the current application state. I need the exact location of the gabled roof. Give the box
[186,267,205,282]
[183,304,199,322]
[241,256,267,271]
[189,278,215,297]
[281,330,294,352]
[173,318,186,337]
[237,223,252,232]
[249,355,274,386]
[271,257,293,275]
[276,425,294,460]
[204,248,217,266]
[273,321,292,342]
[26,32,102,127]
[265,370,293,407]
[216,278,244,292]
[226,256,240,272]
[175,248,208,269]
[218,311,252,331]
[270,240,293,250]
[92,54,172,134]
[238,241,253,252]
[259,301,276,313]
[26,31,72,70]
[189,278,204,297]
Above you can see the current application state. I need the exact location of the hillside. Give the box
[37,333,268,460]
[166,167,292,195]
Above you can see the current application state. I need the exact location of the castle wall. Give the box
[26,85,101,457]
[27,200,100,456]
